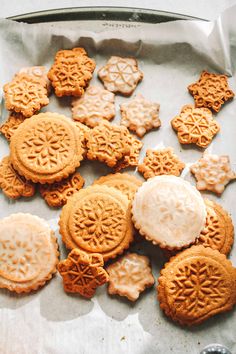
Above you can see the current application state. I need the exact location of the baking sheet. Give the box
[0,6,236,354]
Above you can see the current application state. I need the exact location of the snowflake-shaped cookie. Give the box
[190,152,236,194]
[57,248,109,298]
[188,71,234,112]
[115,130,143,171]
[107,253,154,301]
[98,56,143,96]
[0,112,25,141]
[18,66,51,93]
[120,94,161,137]
[171,104,220,148]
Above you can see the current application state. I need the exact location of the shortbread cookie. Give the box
[18,66,51,93]
[138,148,185,179]
[188,71,234,112]
[58,248,109,298]
[98,56,143,96]
[4,73,49,117]
[0,213,59,293]
[120,94,161,137]
[158,245,236,326]
[59,185,133,261]
[10,112,84,184]
[74,121,90,154]
[48,47,96,97]
[115,131,143,171]
[107,253,154,301]
[190,152,236,194]
[93,173,142,201]
[72,85,115,127]
[0,156,35,199]
[132,176,206,250]
[86,121,130,168]
[171,104,220,148]
[0,112,25,141]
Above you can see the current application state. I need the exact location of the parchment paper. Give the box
[0,6,236,354]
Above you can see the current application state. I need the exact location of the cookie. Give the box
[58,248,109,298]
[107,253,154,301]
[18,66,51,93]
[171,104,220,148]
[0,156,35,199]
[98,56,143,96]
[188,71,234,112]
[132,175,206,250]
[190,152,236,194]
[48,47,96,97]
[4,73,49,117]
[0,213,59,293]
[138,147,185,179]
[74,121,90,154]
[86,121,130,168]
[10,112,84,184]
[158,245,236,326]
[115,131,143,171]
[72,85,115,127]
[0,112,25,141]
[93,173,142,201]
[59,185,134,261]
[120,94,161,137]
[39,171,84,207]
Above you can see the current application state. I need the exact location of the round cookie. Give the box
[158,245,236,326]
[0,213,59,293]
[10,112,84,184]
[132,175,206,250]
[59,185,134,261]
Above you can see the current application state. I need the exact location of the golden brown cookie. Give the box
[120,94,161,137]
[188,71,234,112]
[0,213,59,293]
[59,185,134,261]
[4,73,49,117]
[48,47,96,97]
[0,112,25,141]
[138,147,185,179]
[158,245,236,326]
[18,66,51,93]
[10,112,84,184]
[115,131,143,171]
[93,173,142,201]
[190,152,236,194]
[58,248,109,298]
[171,104,220,148]
[107,253,154,301]
[85,121,130,168]
[0,156,35,199]
[98,56,143,96]
[74,121,90,155]
[72,85,115,127]
[39,171,84,207]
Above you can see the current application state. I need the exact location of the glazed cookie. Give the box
[0,213,59,293]
[18,66,51,93]
[115,131,143,171]
[132,176,206,250]
[59,185,134,261]
[0,112,25,141]
[10,112,84,184]
[158,245,236,326]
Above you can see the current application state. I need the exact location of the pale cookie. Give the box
[115,131,143,171]
[39,171,84,207]
[48,47,96,97]
[190,152,236,194]
[158,245,236,326]
[18,66,51,93]
[0,112,25,141]
[4,73,49,117]
[58,248,109,298]
[98,56,143,96]
[72,85,115,127]
[188,71,234,112]
[93,173,142,201]
[0,213,59,293]
[107,253,154,301]
[10,112,84,184]
[0,156,35,199]
[171,104,220,148]
[132,175,206,250]
[59,185,134,261]
[120,94,161,137]
[138,147,185,179]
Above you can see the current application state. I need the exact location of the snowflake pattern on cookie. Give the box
[0,112,25,141]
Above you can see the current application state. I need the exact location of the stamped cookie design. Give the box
[18,66,51,93]
[74,121,90,154]
[115,131,143,171]
[0,112,25,141]
[107,253,154,301]
[188,71,234,112]
[98,56,143,96]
